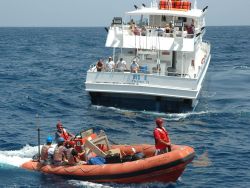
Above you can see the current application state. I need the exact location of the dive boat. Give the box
[21,144,195,183]
[85,0,211,113]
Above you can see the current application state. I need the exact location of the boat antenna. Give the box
[194,0,197,9]
[151,0,157,8]
[104,27,109,33]
[202,6,208,12]
[36,114,41,162]
[134,5,138,9]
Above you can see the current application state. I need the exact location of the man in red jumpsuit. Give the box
[153,117,171,155]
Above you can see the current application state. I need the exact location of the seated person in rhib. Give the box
[65,141,86,165]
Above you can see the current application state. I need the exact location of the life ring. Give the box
[201,57,205,64]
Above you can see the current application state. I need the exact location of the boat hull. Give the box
[89,92,194,113]
[21,144,195,183]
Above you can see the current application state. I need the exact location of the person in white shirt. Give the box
[116,58,128,72]
[105,57,115,72]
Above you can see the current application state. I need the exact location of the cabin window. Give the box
[112,17,122,25]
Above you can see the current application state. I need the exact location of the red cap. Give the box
[155,118,164,126]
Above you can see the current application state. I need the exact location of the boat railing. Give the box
[106,25,196,51]
[122,25,195,39]
[86,71,197,90]
[88,63,193,80]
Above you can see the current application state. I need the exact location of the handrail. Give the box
[121,25,195,39]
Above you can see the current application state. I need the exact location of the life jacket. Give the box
[154,127,171,150]
[59,128,70,141]
[40,145,51,160]
[66,148,76,165]
[53,145,65,162]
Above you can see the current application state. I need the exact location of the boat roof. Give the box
[126,7,204,19]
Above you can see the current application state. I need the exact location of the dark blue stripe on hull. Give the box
[89,92,193,113]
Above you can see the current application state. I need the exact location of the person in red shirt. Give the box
[153,117,171,155]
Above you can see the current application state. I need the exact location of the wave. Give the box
[192,151,212,167]
[91,105,212,121]
[0,145,37,168]
[68,180,113,188]
[200,91,217,98]
[68,180,171,188]
[233,65,249,70]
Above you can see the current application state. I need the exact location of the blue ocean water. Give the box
[0,27,249,188]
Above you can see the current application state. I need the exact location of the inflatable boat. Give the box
[21,144,195,183]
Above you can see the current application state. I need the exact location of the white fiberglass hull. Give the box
[85,55,210,113]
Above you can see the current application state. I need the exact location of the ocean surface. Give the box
[0,26,249,188]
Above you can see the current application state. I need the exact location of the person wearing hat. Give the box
[105,56,115,72]
[130,59,139,73]
[55,121,74,143]
[153,118,171,155]
[40,136,54,165]
[53,137,67,165]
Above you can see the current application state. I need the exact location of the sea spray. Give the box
[0,145,38,167]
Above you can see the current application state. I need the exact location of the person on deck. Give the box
[53,137,67,165]
[130,60,139,73]
[40,136,54,165]
[55,121,74,142]
[116,58,128,72]
[65,141,86,165]
[105,57,115,72]
[153,118,171,155]
[186,19,195,38]
[96,59,104,72]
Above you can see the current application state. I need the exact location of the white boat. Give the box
[85,0,211,113]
